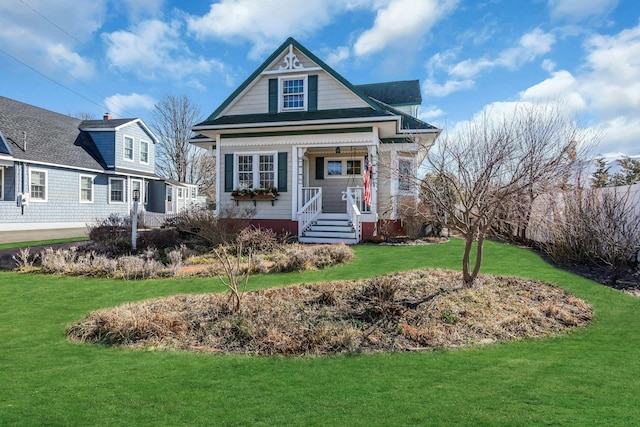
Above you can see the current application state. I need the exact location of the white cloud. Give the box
[104,19,228,82]
[419,106,445,120]
[519,70,587,112]
[423,78,474,97]
[105,93,156,117]
[450,28,556,79]
[186,0,340,60]
[0,0,105,80]
[323,46,351,67]
[353,0,459,56]
[548,0,618,22]
[579,23,640,117]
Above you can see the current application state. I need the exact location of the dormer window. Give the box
[124,136,134,161]
[280,76,307,111]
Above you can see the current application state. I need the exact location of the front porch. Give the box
[292,144,378,244]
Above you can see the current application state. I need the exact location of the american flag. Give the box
[363,154,372,208]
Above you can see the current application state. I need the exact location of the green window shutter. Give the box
[224,153,234,192]
[268,78,278,113]
[308,75,318,111]
[315,156,324,180]
[277,152,287,193]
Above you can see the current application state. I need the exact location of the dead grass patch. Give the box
[67,269,592,356]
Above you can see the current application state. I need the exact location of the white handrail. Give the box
[346,186,371,213]
[344,189,362,243]
[297,187,322,237]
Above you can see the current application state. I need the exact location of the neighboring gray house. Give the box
[0,96,199,232]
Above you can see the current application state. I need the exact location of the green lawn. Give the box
[1,240,639,426]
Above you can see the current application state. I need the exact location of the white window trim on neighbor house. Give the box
[109,177,125,203]
[190,187,197,199]
[140,140,149,164]
[279,75,307,112]
[123,135,134,161]
[79,174,94,203]
[325,158,362,178]
[234,152,278,189]
[29,168,48,202]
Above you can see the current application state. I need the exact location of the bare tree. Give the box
[419,103,594,285]
[150,94,215,192]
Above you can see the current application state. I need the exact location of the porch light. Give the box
[132,189,140,202]
[335,147,341,154]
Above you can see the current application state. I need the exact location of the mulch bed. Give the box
[67,269,592,356]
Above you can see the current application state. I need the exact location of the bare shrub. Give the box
[137,228,180,251]
[271,243,354,272]
[12,248,37,270]
[540,185,640,284]
[213,243,252,312]
[235,227,280,255]
[171,205,255,247]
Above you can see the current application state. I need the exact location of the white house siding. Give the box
[317,74,369,110]
[0,164,132,231]
[218,141,292,220]
[225,78,270,116]
[225,70,368,117]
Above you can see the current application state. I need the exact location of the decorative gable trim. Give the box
[198,37,383,124]
[261,45,322,75]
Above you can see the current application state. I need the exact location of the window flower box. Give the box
[231,187,278,206]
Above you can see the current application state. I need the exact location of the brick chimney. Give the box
[103,113,112,120]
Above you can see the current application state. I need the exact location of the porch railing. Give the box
[344,189,362,243]
[297,187,322,237]
[346,186,372,213]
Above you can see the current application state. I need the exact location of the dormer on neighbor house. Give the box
[79,117,158,175]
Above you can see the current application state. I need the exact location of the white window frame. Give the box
[190,187,197,199]
[109,177,125,203]
[79,174,94,203]
[144,180,149,205]
[397,157,415,195]
[234,152,278,190]
[123,135,134,161]
[279,75,307,112]
[324,158,362,178]
[177,187,184,199]
[140,140,149,164]
[29,169,48,202]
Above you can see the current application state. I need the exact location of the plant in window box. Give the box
[231,188,253,198]
[253,187,278,198]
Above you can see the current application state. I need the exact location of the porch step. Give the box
[299,214,358,245]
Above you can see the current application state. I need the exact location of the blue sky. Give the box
[1,0,638,157]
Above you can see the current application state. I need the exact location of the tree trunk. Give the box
[462,235,474,285]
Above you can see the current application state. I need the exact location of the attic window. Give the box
[280,76,307,111]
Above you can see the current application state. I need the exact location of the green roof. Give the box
[355,80,422,106]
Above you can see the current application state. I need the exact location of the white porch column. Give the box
[371,128,379,215]
[214,134,221,215]
[292,147,305,220]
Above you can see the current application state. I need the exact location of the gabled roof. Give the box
[355,80,422,107]
[80,118,159,144]
[196,37,383,126]
[0,96,105,170]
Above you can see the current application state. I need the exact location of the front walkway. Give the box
[0,228,88,245]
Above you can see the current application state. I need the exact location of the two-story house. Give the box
[191,37,440,243]
[0,96,199,232]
